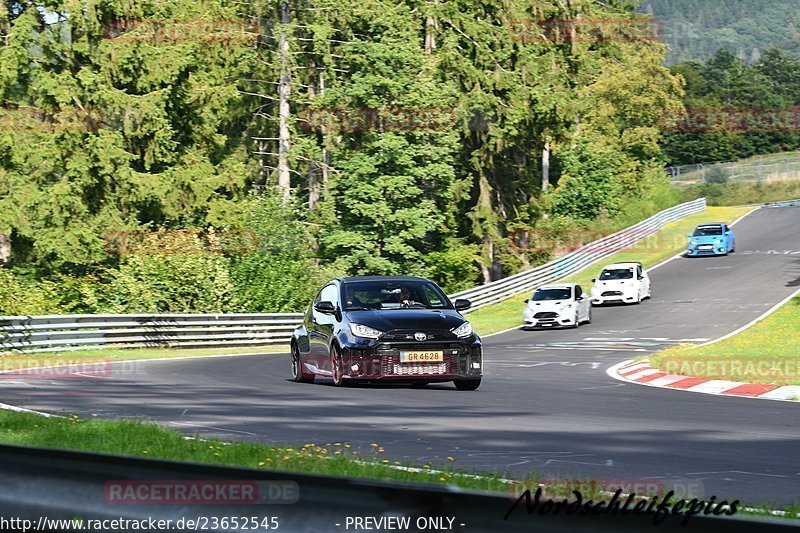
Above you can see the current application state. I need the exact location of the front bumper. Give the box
[339,337,482,382]
[686,244,727,256]
[523,310,576,329]
[591,290,637,305]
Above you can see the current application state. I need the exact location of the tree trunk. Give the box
[277,1,292,200]
[541,140,550,191]
[477,171,494,284]
[0,233,10,264]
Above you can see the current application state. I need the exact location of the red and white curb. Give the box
[608,359,800,403]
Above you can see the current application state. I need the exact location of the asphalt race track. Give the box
[2,206,799,505]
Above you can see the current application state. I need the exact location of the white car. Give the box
[590,262,651,305]
[523,283,592,329]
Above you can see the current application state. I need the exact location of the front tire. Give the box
[291,343,314,383]
[454,378,481,391]
[330,344,346,387]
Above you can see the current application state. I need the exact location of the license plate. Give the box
[698,245,712,249]
[400,350,444,363]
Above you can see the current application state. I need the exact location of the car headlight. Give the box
[690,240,698,246]
[349,323,383,339]
[451,321,473,338]
[558,303,573,313]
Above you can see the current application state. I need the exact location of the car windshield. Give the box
[693,225,723,236]
[532,288,572,301]
[343,280,451,310]
[599,268,634,280]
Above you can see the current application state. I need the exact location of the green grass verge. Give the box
[0,410,514,493]
[648,296,800,387]
[1,410,797,516]
[470,206,755,336]
[0,345,287,372]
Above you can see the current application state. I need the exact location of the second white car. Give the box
[590,262,651,305]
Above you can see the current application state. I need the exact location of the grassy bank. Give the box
[0,410,797,515]
[649,296,800,386]
[0,410,512,493]
[682,179,800,207]
[470,206,755,336]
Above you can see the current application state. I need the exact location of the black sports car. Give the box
[290,276,482,390]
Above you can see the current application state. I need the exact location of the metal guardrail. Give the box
[763,198,800,208]
[0,313,303,353]
[0,199,708,353]
[667,156,800,184]
[452,198,707,311]
[0,443,793,533]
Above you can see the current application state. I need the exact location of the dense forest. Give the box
[663,49,800,165]
[642,0,800,64]
[0,0,703,315]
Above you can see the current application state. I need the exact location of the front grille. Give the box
[391,363,449,375]
[602,291,622,297]
[534,312,558,319]
[376,343,464,353]
[380,329,456,341]
[381,353,459,375]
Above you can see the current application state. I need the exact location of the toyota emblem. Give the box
[414,332,427,341]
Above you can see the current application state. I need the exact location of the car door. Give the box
[574,285,589,321]
[636,264,648,299]
[722,223,733,250]
[307,283,337,364]
[309,283,340,370]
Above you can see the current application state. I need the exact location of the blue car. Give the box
[686,222,735,256]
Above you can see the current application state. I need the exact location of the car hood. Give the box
[526,300,569,312]
[345,309,467,331]
[593,279,635,291]
[691,235,723,244]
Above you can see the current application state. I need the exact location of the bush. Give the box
[228,193,340,312]
[98,251,240,313]
[0,268,65,315]
[424,240,482,293]
[705,164,730,184]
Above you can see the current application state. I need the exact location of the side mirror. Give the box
[524,299,529,303]
[591,278,596,283]
[686,234,692,238]
[313,301,336,314]
[454,299,472,311]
